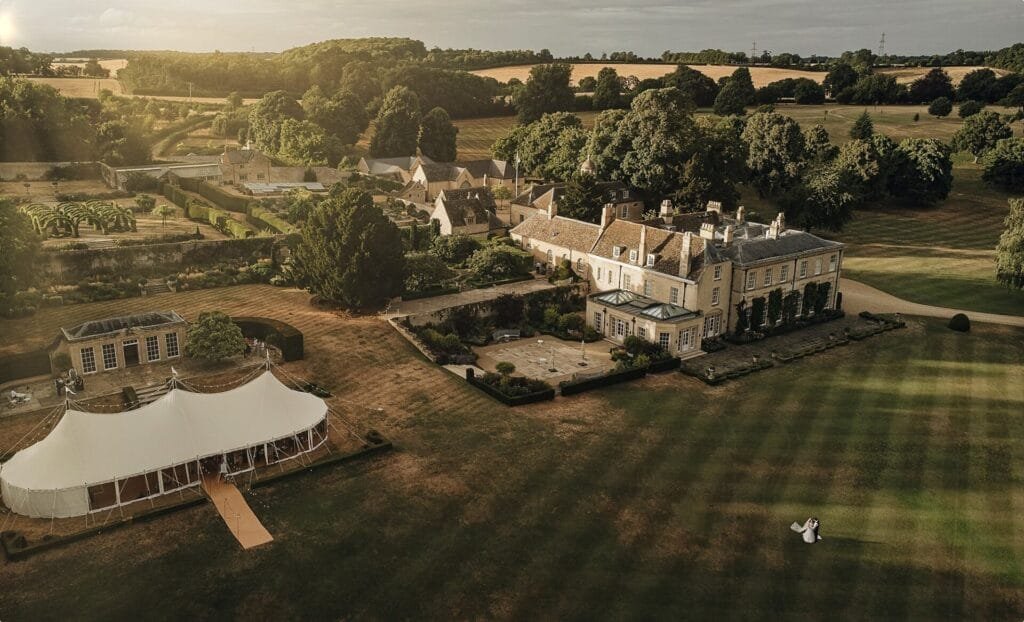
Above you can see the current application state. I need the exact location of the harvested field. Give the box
[472,63,826,87]
[0,285,1021,620]
[51,58,129,76]
[878,65,1010,84]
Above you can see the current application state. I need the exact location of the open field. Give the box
[25,76,256,105]
[472,63,1006,87]
[51,58,129,76]
[0,284,1022,619]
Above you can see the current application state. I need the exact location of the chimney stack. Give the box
[679,232,693,277]
[700,222,716,241]
[723,225,734,246]
[660,199,674,217]
[547,199,558,220]
[705,200,722,215]
[736,205,745,224]
[768,213,785,239]
[600,203,615,230]
[638,225,647,264]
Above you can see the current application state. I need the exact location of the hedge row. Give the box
[160,182,190,209]
[467,373,555,406]
[0,349,51,385]
[186,200,255,239]
[559,365,647,396]
[179,177,252,214]
[248,206,297,234]
[231,316,304,361]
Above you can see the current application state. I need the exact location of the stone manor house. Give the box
[510,199,844,359]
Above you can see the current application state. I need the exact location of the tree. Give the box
[248,90,304,154]
[957,68,1000,103]
[225,92,244,109]
[837,74,901,105]
[592,67,622,110]
[292,188,405,308]
[134,194,156,213]
[781,290,800,325]
[559,172,606,223]
[823,63,859,97]
[467,245,532,281]
[793,79,825,105]
[492,112,583,180]
[750,297,766,329]
[734,300,748,334]
[834,138,887,202]
[780,164,857,232]
[996,198,1024,289]
[1001,83,1024,114]
[802,282,818,316]
[676,115,746,210]
[982,138,1024,192]
[82,58,109,78]
[713,67,755,115]
[804,124,837,164]
[849,111,874,140]
[577,76,597,92]
[0,200,41,307]
[742,111,806,196]
[184,311,246,362]
[430,234,481,264]
[303,87,369,146]
[889,138,954,205]
[958,100,985,118]
[927,97,953,118]
[418,107,458,162]
[151,204,175,227]
[908,68,954,104]
[495,361,516,377]
[369,86,421,158]
[951,110,1012,162]
[403,252,454,292]
[663,65,719,107]
[278,119,341,166]
[514,63,575,123]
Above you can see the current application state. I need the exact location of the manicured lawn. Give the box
[1,301,1022,619]
[837,168,1024,317]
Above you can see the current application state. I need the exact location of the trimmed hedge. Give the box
[559,365,647,396]
[248,205,297,234]
[186,200,255,239]
[186,179,251,213]
[0,349,51,384]
[401,286,460,301]
[231,316,304,361]
[160,182,190,209]
[466,369,555,406]
[646,356,682,373]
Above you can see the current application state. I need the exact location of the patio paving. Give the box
[474,336,617,384]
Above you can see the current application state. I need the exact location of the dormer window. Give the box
[623,189,630,199]
[628,249,638,263]
[646,253,656,267]
[612,245,623,259]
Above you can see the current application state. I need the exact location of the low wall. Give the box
[40,236,291,284]
[232,316,304,361]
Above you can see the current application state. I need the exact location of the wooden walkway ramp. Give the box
[201,474,273,549]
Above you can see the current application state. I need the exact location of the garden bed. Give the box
[466,368,555,406]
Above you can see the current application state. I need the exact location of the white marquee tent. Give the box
[0,371,329,519]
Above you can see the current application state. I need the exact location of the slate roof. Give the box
[360,155,433,177]
[220,149,266,165]
[461,159,515,180]
[63,311,186,341]
[591,220,698,277]
[438,187,497,210]
[718,229,842,265]
[511,181,637,210]
[510,214,602,254]
[419,162,463,182]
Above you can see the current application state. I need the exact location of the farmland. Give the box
[0,284,1022,619]
[471,62,1006,87]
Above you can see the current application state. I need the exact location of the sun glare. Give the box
[0,13,16,45]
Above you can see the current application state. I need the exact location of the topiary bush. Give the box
[948,313,971,332]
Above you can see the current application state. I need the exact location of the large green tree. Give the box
[0,200,41,308]
[981,137,1024,192]
[742,111,806,196]
[951,110,1013,162]
[592,67,623,110]
[908,68,955,104]
[514,63,575,123]
[292,189,405,308]
[559,172,606,223]
[418,107,458,162]
[302,86,369,146]
[248,90,304,153]
[369,86,421,158]
[804,124,837,164]
[492,112,583,178]
[713,67,756,116]
[996,198,1024,289]
[278,119,341,166]
[850,111,874,139]
[780,165,857,232]
[184,311,246,362]
[822,63,859,97]
[889,138,954,205]
[957,68,1000,103]
[663,65,719,107]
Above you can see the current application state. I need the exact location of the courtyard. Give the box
[474,336,616,384]
[0,284,1021,620]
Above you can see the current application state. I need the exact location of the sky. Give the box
[0,0,1021,57]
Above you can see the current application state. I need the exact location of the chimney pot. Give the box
[736,205,745,223]
[724,225,734,246]
[679,231,693,277]
[547,199,558,220]
[700,222,716,241]
[600,203,615,230]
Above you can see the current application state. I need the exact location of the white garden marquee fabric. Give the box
[0,371,327,518]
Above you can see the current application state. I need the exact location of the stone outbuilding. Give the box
[57,312,188,376]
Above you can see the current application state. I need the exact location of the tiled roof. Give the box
[591,220,696,277]
[511,181,635,209]
[461,159,515,180]
[436,192,500,230]
[221,149,267,165]
[439,187,496,210]
[510,214,602,254]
